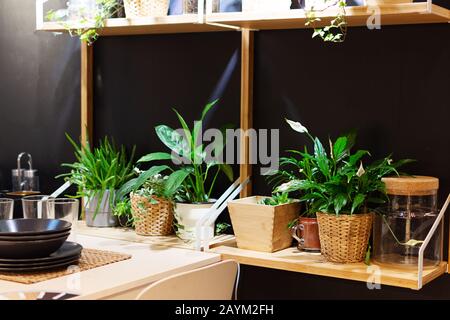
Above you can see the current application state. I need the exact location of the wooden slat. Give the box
[76,221,236,250]
[211,243,447,290]
[239,29,254,198]
[81,42,93,146]
[207,3,450,30]
[38,15,228,36]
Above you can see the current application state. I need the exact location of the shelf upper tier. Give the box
[37,3,449,36]
[210,243,447,290]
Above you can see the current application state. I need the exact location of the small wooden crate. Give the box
[228,196,299,253]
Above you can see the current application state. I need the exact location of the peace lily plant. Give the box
[270,119,413,263]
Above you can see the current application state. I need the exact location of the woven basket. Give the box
[123,0,170,18]
[130,193,174,236]
[316,212,373,263]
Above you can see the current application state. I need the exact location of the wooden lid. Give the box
[381,176,439,196]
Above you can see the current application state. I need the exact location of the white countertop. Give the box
[0,235,221,300]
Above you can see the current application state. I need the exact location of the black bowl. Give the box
[0,230,71,241]
[0,234,69,259]
[0,219,71,237]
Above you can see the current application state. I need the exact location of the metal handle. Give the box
[17,152,33,171]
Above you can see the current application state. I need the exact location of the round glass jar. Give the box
[373,176,442,268]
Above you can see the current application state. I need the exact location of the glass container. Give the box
[373,176,442,268]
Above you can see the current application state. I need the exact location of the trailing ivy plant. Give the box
[46,0,124,45]
[305,0,348,43]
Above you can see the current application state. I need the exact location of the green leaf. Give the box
[314,138,330,177]
[333,136,348,160]
[348,150,370,166]
[164,169,192,198]
[155,125,188,157]
[137,152,173,163]
[219,163,234,182]
[365,244,371,266]
[351,193,366,214]
[201,99,219,121]
[333,194,347,215]
[173,108,193,147]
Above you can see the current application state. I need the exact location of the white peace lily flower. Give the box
[387,159,393,165]
[277,182,292,192]
[285,119,308,133]
[356,162,365,177]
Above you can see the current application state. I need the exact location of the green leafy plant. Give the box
[215,222,231,235]
[113,197,133,227]
[115,173,178,226]
[305,0,347,43]
[57,133,135,219]
[272,119,413,216]
[46,0,123,45]
[258,193,293,206]
[121,100,234,204]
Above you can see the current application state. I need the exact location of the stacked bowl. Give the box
[0,219,82,272]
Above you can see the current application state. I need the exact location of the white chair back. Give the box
[136,260,239,300]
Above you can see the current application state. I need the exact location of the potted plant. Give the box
[228,193,300,252]
[46,0,125,45]
[58,134,135,228]
[275,119,412,263]
[122,100,233,241]
[116,170,179,236]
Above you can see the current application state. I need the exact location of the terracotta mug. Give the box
[290,217,321,252]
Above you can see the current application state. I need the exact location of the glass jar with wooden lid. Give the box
[373,176,442,268]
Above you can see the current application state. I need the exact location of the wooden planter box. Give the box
[228,196,300,253]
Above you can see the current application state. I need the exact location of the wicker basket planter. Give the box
[123,0,170,18]
[130,193,174,236]
[316,212,373,263]
[228,196,300,253]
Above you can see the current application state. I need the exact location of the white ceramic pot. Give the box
[174,201,216,241]
[242,0,291,12]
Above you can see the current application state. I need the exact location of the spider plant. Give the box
[57,133,135,219]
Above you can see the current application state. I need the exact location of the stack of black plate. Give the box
[0,219,82,272]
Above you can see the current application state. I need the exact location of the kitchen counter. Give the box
[0,235,221,300]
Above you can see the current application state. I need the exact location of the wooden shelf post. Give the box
[240,28,254,198]
[81,42,94,146]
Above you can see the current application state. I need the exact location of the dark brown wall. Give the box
[0,0,80,194]
[1,0,450,299]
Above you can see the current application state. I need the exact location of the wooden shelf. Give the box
[37,4,449,36]
[76,221,236,250]
[210,243,447,290]
[207,3,450,30]
[37,14,228,36]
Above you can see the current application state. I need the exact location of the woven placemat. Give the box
[0,248,132,284]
